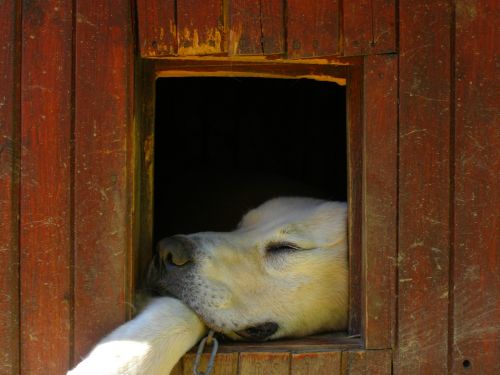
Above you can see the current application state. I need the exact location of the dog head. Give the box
[147,197,348,341]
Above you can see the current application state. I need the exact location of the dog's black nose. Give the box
[146,235,195,296]
[156,235,194,267]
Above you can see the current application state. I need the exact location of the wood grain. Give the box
[346,61,363,336]
[452,0,500,373]
[228,0,284,55]
[213,333,361,352]
[291,352,341,374]
[177,0,226,55]
[137,0,177,56]
[363,54,397,349]
[342,0,396,56]
[286,0,340,58]
[0,1,20,373]
[136,61,156,289]
[341,350,392,374]
[259,0,284,55]
[239,352,290,374]
[397,1,452,374]
[153,59,348,84]
[183,352,238,374]
[228,0,260,55]
[74,0,134,362]
[20,0,73,372]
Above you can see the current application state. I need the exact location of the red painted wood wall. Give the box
[0,0,134,373]
[0,0,498,374]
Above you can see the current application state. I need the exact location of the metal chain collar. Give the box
[193,330,219,375]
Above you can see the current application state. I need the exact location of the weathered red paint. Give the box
[397,1,452,374]
[343,0,396,56]
[363,54,397,349]
[452,0,500,373]
[20,0,73,373]
[74,0,134,362]
[0,1,20,373]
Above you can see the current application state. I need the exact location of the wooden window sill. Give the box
[193,332,363,353]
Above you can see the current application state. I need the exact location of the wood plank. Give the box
[137,0,177,56]
[228,0,284,55]
[177,0,226,55]
[136,61,156,289]
[259,0,284,55]
[153,59,348,85]
[183,352,238,374]
[342,0,396,56]
[363,54,397,349]
[291,352,341,375]
[214,333,361,352]
[0,1,20,373]
[452,0,500,373]
[20,0,73,373]
[228,0,261,55]
[74,0,134,363]
[341,350,391,374]
[396,1,452,374]
[286,0,339,58]
[346,61,363,336]
[239,352,290,375]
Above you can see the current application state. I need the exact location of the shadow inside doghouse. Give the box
[154,77,346,241]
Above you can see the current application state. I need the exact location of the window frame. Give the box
[135,55,397,351]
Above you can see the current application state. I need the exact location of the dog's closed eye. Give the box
[265,241,301,254]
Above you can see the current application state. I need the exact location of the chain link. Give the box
[193,330,218,375]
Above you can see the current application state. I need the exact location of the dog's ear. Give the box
[310,201,347,246]
[237,208,261,229]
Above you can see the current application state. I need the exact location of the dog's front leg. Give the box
[68,297,207,375]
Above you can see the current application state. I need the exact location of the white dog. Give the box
[69,197,348,374]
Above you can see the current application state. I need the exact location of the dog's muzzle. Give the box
[147,236,279,341]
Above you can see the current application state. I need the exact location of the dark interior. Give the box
[154,77,346,242]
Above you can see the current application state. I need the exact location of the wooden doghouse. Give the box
[0,1,498,374]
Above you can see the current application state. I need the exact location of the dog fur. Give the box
[68,197,348,374]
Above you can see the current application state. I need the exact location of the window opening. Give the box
[154,77,347,243]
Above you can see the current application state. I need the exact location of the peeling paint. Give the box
[179,27,223,55]
[456,1,477,21]
[229,23,243,55]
